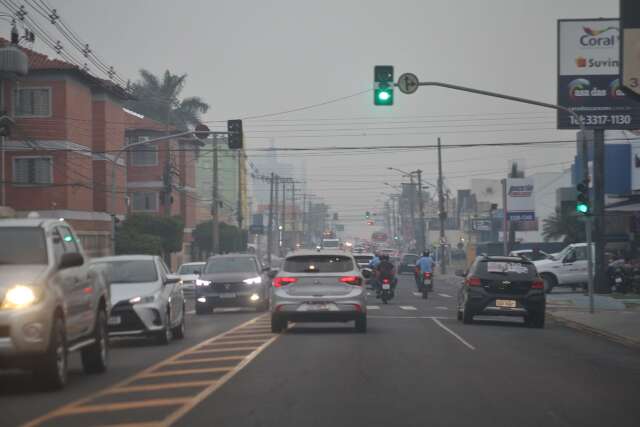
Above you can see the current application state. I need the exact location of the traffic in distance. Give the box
[1,1,640,426]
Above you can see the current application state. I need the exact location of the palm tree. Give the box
[542,207,585,243]
[126,69,209,130]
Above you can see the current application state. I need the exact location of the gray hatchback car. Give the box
[270,250,367,333]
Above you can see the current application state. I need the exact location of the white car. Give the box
[177,261,206,296]
[533,243,593,293]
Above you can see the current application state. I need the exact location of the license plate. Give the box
[382,284,391,290]
[495,299,517,308]
[108,316,121,325]
[219,293,237,299]
[615,277,623,284]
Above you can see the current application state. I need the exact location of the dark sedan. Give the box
[456,255,546,328]
[195,254,270,314]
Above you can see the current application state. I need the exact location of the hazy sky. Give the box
[1,0,618,238]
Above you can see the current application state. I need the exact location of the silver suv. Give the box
[0,219,110,389]
[270,250,367,333]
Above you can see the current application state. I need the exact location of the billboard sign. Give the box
[620,0,640,99]
[506,178,535,221]
[557,18,640,129]
[371,231,388,242]
[631,143,640,191]
[471,218,492,232]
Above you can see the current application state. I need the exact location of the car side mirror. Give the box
[262,266,271,272]
[268,269,279,279]
[361,269,372,279]
[165,274,181,284]
[59,252,84,270]
[455,269,466,277]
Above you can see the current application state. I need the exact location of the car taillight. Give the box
[339,275,362,286]
[382,278,390,284]
[273,277,297,288]
[465,276,482,287]
[532,279,544,289]
[423,272,432,279]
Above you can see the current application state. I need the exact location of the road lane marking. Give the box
[438,293,452,298]
[431,318,476,351]
[399,306,417,311]
[435,306,449,310]
[368,315,451,319]
[23,314,280,427]
[186,310,196,315]
[203,338,269,346]
[56,398,191,416]
[168,355,246,365]
[367,305,380,310]
[412,292,422,297]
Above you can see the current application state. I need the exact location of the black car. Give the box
[195,254,270,314]
[456,256,546,328]
[398,253,419,275]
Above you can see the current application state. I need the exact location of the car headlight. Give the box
[129,294,157,304]
[1,285,38,309]
[196,279,212,287]
[242,276,262,285]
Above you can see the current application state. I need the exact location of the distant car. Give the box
[0,219,110,389]
[509,249,550,262]
[353,253,375,269]
[195,254,269,314]
[456,255,546,328]
[533,243,593,293]
[93,255,185,344]
[176,261,206,296]
[270,250,367,333]
[398,253,419,274]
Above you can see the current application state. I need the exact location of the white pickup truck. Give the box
[533,243,593,293]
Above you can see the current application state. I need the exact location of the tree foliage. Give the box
[192,221,247,255]
[542,208,585,244]
[115,214,184,256]
[125,69,210,130]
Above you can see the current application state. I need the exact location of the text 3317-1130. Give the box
[569,115,632,126]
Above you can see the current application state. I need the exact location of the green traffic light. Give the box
[576,203,589,214]
[374,88,393,106]
[378,91,390,101]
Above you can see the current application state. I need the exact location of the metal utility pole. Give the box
[291,182,297,247]
[501,179,508,256]
[281,180,286,254]
[273,175,280,255]
[580,132,595,312]
[408,175,416,249]
[593,129,606,294]
[236,150,243,229]
[437,138,446,274]
[416,169,426,252]
[211,136,220,255]
[267,173,275,266]
[301,193,307,246]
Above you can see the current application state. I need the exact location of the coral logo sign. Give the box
[579,26,619,47]
[559,19,620,76]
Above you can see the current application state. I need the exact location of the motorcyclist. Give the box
[376,254,397,297]
[416,251,435,291]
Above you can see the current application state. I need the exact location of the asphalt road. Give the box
[2,275,640,427]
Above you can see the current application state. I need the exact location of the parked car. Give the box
[270,250,367,333]
[176,261,206,296]
[509,249,551,262]
[533,243,593,293]
[195,254,269,314]
[456,255,545,328]
[398,253,419,274]
[0,218,110,389]
[92,255,185,344]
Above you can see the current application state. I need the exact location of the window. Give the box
[14,87,51,117]
[0,227,48,265]
[129,137,158,166]
[131,192,158,212]
[93,260,158,283]
[574,246,588,261]
[57,227,80,253]
[283,255,354,273]
[204,257,258,274]
[13,157,52,185]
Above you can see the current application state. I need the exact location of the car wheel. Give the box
[36,315,68,390]
[462,303,474,324]
[355,315,367,333]
[541,273,557,294]
[81,309,109,374]
[270,315,286,333]
[156,310,173,345]
[526,312,545,329]
[172,307,186,339]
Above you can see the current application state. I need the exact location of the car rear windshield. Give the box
[283,255,354,273]
[476,260,536,278]
[178,264,204,275]
[403,255,418,263]
[0,227,48,265]
[354,255,373,264]
[95,260,158,283]
[205,257,258,274]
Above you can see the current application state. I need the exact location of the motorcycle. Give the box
[610,266,628,294]
[379,276,395,304]
[631,267,640,294]
[420,271,433,299]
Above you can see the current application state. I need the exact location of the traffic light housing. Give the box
[576,179,591,215]
[227,119,243,149]
[365,211,371,219]
[374,65,394,106]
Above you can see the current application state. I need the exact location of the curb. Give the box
[547,312,640,350]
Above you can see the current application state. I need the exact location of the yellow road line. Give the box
[22,315,269,427]
[166,356,246,365]
[104,381,215,394]
[190,346,258,354]
[160,335,280,427]
[57,398,190,416]
[202,338,269,346]
[140,367,231,378]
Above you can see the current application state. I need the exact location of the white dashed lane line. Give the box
[438,293,453,298]
[399,306,417,311]
[367,305,381,310]
[435,306,449,310]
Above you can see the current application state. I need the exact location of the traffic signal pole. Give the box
[581,132,595,313]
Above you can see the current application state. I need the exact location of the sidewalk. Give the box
[546,292,640,349]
